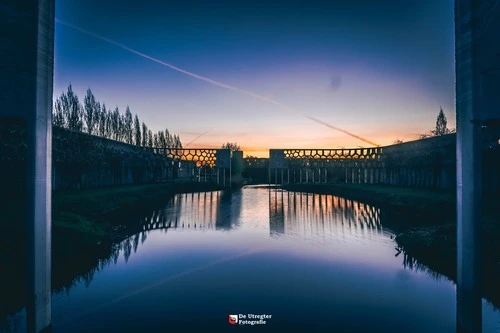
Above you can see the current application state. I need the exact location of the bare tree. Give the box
[147,129,153,147]
[83,88,98,134]
[51,85,185,150]
[60,84,83,131]
[52,97,65,128]
[142,122,148,146]
[111,107,121,140]
[392,138,404,144]
[221,142,240,151]
[134,114,141,146]
[124,106,133,144]
[98,103,107,137]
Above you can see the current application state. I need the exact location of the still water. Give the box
[13,187,500,332]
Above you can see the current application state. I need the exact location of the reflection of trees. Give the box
[400,252,446,281]
[3,190,237,326]
[216,190,242,230]
[269,191,382,240]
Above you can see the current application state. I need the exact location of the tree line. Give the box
[52,85,182,149]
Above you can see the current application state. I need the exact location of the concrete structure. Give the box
[0,0,54,332]
[455,1,500,332]
[49,127,233,189]
[266,134,500,192]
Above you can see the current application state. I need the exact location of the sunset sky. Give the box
[54,0,456,157]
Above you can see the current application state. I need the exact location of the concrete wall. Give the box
[51,127,173,190]
[265,134,500,191]
[375,134,499,191]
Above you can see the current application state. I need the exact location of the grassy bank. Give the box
[52,181,223,243]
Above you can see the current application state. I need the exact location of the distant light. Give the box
[498,138,500,145]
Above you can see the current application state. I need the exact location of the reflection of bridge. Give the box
[269,189,382,239]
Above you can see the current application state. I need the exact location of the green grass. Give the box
[52,182,222,242]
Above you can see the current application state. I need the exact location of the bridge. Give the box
[1,0,499,331]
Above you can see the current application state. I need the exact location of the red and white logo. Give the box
[228,314,238,325]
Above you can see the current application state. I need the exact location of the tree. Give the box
[98,103,107,137]
[105,106,113,138]
[153,133,158,147]
[51,85,186,151]
[83,88,98,134]
[432,107,449,136]
[52,98,65,128]
[61,84,83,131]
[157,130,166,148]
[124,106,133,144]
[392,138,404,144]
[147,129,153,147]
[134,114,141,146]
[165,128,172,148]
[221,142,240,151]
[111,107,121,140]
[174,135,182,148]
[142,122,148,146]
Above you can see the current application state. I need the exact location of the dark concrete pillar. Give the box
[455,0,490,332]
[1,1,54,332]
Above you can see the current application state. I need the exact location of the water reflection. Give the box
[3,188,500,332]
[269,190,383,240]
[137,190,242,232]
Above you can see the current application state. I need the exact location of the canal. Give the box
[3,186,500,332]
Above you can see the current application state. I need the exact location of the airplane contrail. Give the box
[184,129,212,148]
[55,19,380,147]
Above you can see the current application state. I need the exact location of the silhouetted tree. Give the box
[175,135,183,148]
[124,106,133,144]
[393,138,404,144]
[153,133,159,148]
[432,107,449,136]
[157,131,166,148]
[52,84,184,148]
[417,132,431,139]
[134,114,141,146]
[105,106,113,138]
[147,129,153,147]
[221,142,240,151]
[111,107,120,140]
[52,98,65,128]
[61,84,83,131]
[164,128,172,147]
[142,122,148,146]
[98,103,107,137]
[418,107,452,139]
[83,88,99,134]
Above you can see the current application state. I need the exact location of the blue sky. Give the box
[54,0,456,156]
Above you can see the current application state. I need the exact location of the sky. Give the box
[54,0,456,157]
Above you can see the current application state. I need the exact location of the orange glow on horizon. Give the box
[185,130,424,158]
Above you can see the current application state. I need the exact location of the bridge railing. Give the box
[268,148,384,185]
[142,147,234,187]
